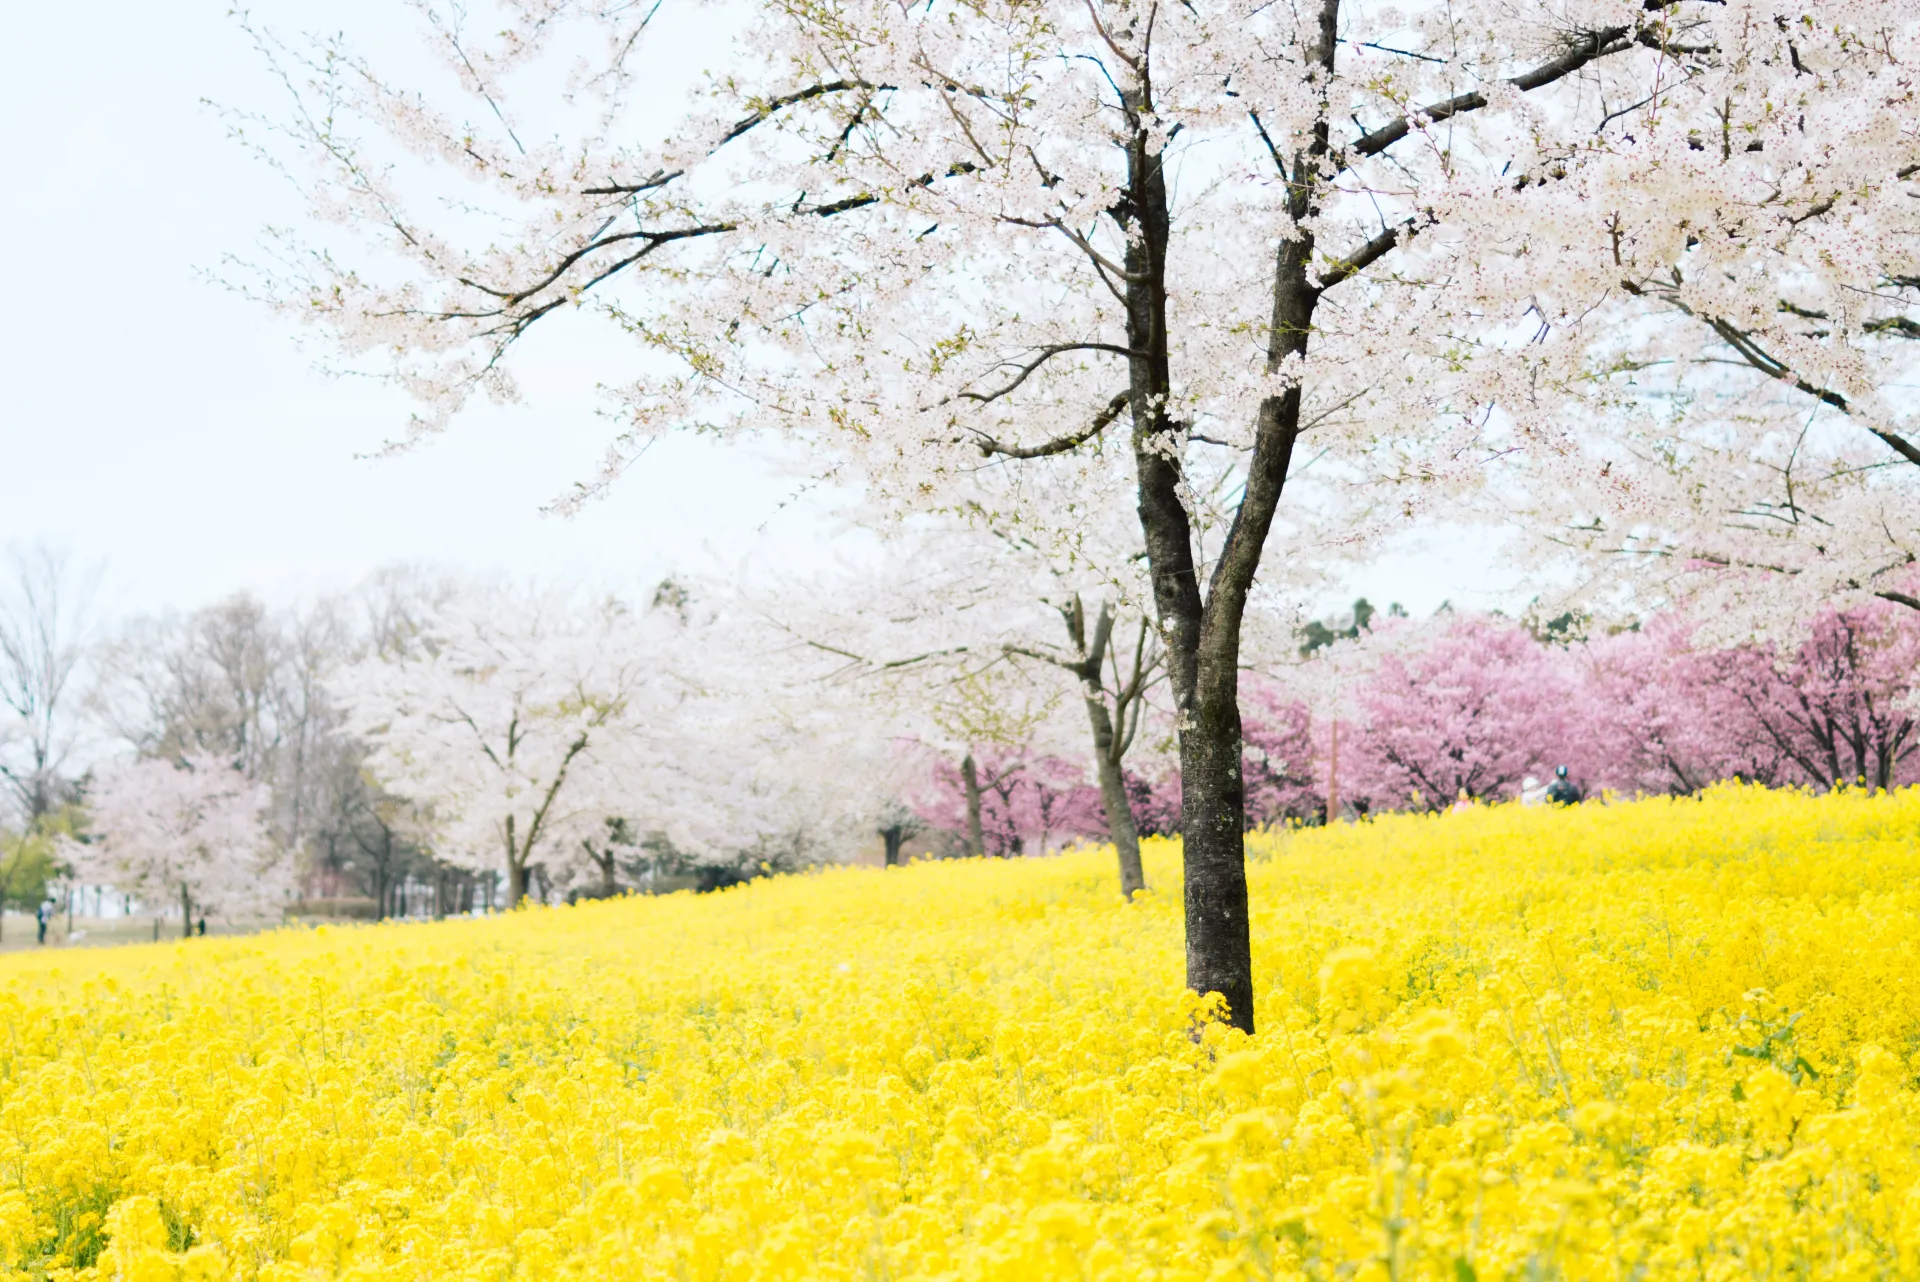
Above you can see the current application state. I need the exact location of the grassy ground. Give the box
[0,912,300,953]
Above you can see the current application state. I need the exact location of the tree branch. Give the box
[971,390,1130,458]
[1341,10,1689,168]
[1317,217,1420,290]
[951,344,1137,406]
[584,79,886,193]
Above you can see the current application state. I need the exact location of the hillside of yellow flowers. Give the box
[5,785,1920,1280]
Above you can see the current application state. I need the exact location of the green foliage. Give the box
[0,806,83,912]
[0,831,59,913]
[1298,597,1407,655]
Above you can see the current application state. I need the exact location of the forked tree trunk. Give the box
[1015,598,1153,899]
[960,754,986,857]
[1118,3,1336,1033]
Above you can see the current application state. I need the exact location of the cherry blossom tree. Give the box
[1005,595,1161,896]
[1273,600,1920,809]
[235,0,1909,1029]
[1578,618,1796,794]
[1240,685,1321,826]
[1334,616,1574,810]
[79,754,282,936]
[1717,603,1920,791]
[1480,8,1920,638]
[916,752,1107,858]
[333,587,665,907]
[749,526,1172,894]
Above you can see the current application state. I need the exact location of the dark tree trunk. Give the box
[960,754,986,857]
[180,882,194,940]
[880,825,905,867]
[1116,1,1338,1033]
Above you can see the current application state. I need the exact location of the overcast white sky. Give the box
[0,1,1522,623]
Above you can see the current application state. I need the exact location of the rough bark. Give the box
[1117,0,1338,1033]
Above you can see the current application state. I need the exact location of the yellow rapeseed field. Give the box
[5,786,1920,1281]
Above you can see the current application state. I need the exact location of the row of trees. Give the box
[0,547,920,934]
[902,597,1920,860]
[5,526,1915,944]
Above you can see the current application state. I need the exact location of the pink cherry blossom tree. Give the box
[1719,603,1920,791]
[1240,684,1321,827]
[916,752,1107,859]
[1335,616,1574,811]
[1578,619,1798,795]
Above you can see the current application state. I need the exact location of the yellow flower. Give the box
[4,785,1920,1279]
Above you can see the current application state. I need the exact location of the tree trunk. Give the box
[880,825,905,867]
[1122,89,1257,1030]
[960,753,985,857]
[1085,694,1145,899]
[1326,718,1341,824]
[180,882,194,940]
[505,814,524,908]
[1116,3,1336,1034]
[1179,688,1254,1027]
[601,854,618,897]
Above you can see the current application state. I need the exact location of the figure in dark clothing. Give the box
[196,916,207,937]
[36,902,50,945]
[1546,764,1583,805]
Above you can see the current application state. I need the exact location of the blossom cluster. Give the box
[4,786,1920,1279]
